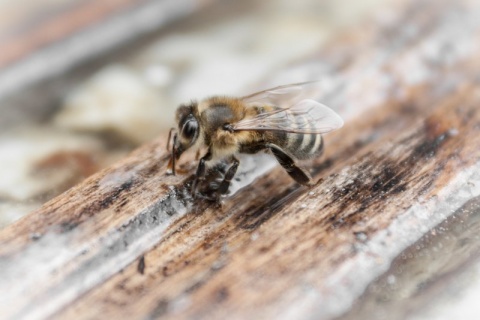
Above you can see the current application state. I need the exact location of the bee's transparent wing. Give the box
[241,82,316,107]
[233,99,344,134]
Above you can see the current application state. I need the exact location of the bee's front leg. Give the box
[191,150,212,197]
[166,128,177,175]
[216,156,240,199]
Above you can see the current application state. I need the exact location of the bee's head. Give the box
[174,103,200,158]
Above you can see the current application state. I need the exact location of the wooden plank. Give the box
[1,0,480,319]
[339,196,480,319]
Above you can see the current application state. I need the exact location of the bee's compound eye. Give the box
[181,118,198,141]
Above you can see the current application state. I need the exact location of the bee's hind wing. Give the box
[241,81,318,107]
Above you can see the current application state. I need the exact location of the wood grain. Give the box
[1,0,480,319]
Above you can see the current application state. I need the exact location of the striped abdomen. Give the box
[267,131,323,160]
[261,106,324,160]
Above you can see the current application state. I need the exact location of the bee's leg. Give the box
[166,128,178,175]
[166,127,176,151]
[191,150,212,197]
[267,143,312,186]
[217,156,240,198]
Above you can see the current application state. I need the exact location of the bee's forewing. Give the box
[233,99,344,134]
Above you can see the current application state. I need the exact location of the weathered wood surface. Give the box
[340,196,480,320]
[1,0,480,319]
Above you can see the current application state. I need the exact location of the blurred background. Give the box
[0,0,385,227]
[3,1,480,319]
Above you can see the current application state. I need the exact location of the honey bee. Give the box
[167,82,344,198]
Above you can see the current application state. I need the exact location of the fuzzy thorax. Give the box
[208,129,240,165]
